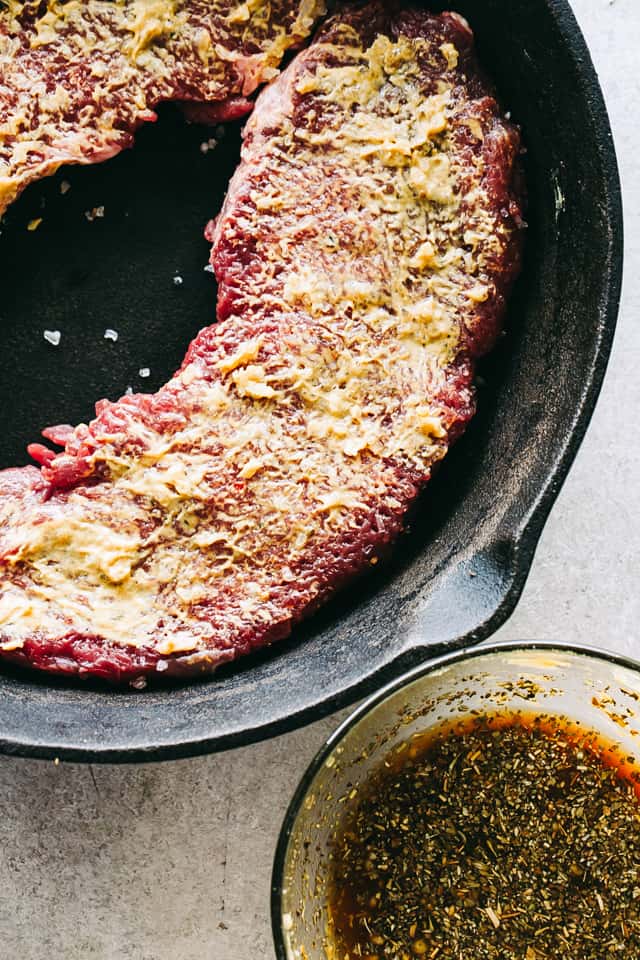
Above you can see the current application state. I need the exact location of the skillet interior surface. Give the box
[0,0,622,760]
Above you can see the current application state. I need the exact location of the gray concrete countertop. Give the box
[1,1,637,956]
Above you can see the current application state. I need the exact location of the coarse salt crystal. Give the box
[103,328,118,341]
[139,367,150,378]
[203,263,214,274]
[156,660,169,673]
[125,385,134,395]
[199,138,217,154]
[85,206,105,222]
[173,275,183,286]
[43,329,61,346]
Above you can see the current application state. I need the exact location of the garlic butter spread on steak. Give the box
[0,4,524,683]
[0,0,323,214]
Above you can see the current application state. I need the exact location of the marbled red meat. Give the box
[0,3,524,685]
[0,0,323,213]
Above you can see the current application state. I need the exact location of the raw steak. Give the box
[0,3,524,684]
[0,0,323,214]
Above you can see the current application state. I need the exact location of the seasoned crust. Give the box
[0,0,324,214]
[0,3,524,685]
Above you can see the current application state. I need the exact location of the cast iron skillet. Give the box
[0,0,622,761]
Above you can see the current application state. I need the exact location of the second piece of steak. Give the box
[0,3,524,683]
[0,0,323,214]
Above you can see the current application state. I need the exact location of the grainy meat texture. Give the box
[0,0,323,213]
[0,3,524,684]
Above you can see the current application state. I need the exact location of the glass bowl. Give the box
[272,642,640,960]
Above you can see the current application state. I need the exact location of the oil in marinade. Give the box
[327,714,640,959]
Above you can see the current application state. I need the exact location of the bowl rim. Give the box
[271,639,640,958]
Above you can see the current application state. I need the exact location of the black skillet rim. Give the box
[0,0,624,762]
[270,640,640,958]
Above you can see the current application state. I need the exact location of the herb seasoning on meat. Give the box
[327,715,640,959]
[0,3,524,684]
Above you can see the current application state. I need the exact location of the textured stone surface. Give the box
[0,2,637,957]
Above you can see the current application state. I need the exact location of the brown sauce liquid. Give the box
[327,714,640,959]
